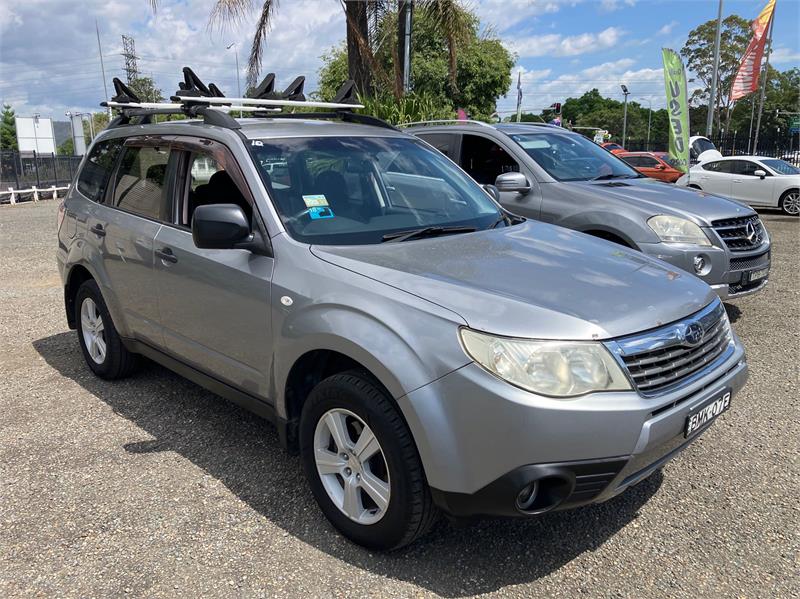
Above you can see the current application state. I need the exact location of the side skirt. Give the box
[122,338,291,449]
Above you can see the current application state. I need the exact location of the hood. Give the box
[311,221,716,341]
[561,177,754,224]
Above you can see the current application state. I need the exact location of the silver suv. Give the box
[408,122,771,299]
[58,110,748,550]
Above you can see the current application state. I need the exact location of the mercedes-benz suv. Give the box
[58,109,748,550]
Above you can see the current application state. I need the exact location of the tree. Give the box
[681,15,751,132]
[57,138,74,156]
[1,104,18,150]
[127,76,164,103]
[318,4,513,120]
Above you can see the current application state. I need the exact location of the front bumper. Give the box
[638,240,770,300]
[399,337,747,518]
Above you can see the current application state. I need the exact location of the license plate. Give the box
[743,266,769,284]
[684,389,732,437]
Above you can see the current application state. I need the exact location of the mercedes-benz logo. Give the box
[682,322,705,347]
[745,221,760,244]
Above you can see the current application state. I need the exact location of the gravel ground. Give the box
[1,200,798,598]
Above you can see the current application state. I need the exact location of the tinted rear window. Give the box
[76,139,124,202]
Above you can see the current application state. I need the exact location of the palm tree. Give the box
[149,0,468,98]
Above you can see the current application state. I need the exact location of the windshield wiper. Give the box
[590,173,637,181]
[382,226,476,243]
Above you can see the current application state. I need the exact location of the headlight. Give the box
[459,329,632,398]
[648,215,711,246]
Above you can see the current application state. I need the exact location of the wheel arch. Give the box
[581,228,637,249]
[64,264,95,329]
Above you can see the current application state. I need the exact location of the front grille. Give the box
[729,250,770,272]
[712,215,766,252]
[608,302,733,396]
[729,279,766,296]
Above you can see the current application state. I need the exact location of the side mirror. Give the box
[753,169,766,179]
[482,184,501,202]
[655,164,666,170]
[192,204,252,250]
[495,172,531,195]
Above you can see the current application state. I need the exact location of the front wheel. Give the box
[299,371,437,550]
[779,189,800,216]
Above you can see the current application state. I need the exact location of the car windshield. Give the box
[511,132,641,182]
[692,138,716,154]
[248,136,502,245]
[761,159,800,175]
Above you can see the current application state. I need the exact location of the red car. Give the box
[601,142,626,154]
[619,151,683,183]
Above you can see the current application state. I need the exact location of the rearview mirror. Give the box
[495,172,531,195]
[192,204,252,250]
[753,169,766,179]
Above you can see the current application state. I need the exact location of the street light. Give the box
[620,84,630,148]
[226,42,243,117]
[639,97,652,151]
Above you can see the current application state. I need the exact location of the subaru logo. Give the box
[682,322,705,347]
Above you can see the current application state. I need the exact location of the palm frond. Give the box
[208,0,257,30]
[148,0,159,13]
[418,0,470,93]
[245,1,280,88]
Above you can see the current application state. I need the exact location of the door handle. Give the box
[90,224,106,237]
[155,247,178,264]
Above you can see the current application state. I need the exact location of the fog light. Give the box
[693,255,706,274]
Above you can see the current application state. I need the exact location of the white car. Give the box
[677,155,800,216]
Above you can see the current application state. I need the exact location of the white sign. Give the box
[593,130,607,144]
[15,116,56,154]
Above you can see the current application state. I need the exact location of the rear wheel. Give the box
[75,280,138,379]
[779,189,799,216]
[299,371,437,550]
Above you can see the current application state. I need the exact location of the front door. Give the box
[153,145,274,398]
[728,160,775,206]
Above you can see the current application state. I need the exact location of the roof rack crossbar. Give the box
[250,111,397,131]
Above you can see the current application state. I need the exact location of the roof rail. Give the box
[251,111,398,131]
[397,119,494,129]
[101,67,375,131]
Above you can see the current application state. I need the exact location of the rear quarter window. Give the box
[76,139,124,202]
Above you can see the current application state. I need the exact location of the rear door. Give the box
[152,138,274,399]
[91,140,174,346]
[693,160,732,196]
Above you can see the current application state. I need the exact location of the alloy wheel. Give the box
[782,191,800,215]
[313,408,391,525]
[80,297,107,364]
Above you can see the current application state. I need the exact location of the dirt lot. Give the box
[1,200,798,598]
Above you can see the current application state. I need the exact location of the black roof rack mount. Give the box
[102,66,387,131]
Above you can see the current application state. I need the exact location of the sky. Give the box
[0,0,798,121]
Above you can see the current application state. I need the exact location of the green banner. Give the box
[662,48,690,173]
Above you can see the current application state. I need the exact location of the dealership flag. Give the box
[731,0,776,101]
[661,48,690,173]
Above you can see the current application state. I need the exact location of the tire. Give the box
[75,279,138,379]
[779,189,800,216]
[299,371,438,550]
[688,184,702,190]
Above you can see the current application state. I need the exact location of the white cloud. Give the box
[600,0,636,12]
[770,47,800,64]
[474,0,568,32]
[657,20,679,36]
[509,26,625,58]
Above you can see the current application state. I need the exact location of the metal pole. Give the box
[622,92,629,147]
[707,0,724,136]
[96,20,111,118]
[753,10,775,154]
[403,1,412,93]
[747,98,756,153]
[640,98,652,150]
[515,71,522,123]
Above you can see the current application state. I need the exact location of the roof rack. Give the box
[397,119,495,129]
[103,67,372,130]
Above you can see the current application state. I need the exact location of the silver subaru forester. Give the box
[57,112,748,550]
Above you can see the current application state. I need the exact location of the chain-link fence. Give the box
[0,151,83,193]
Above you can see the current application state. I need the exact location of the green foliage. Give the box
[357,92,454,124]
[127,76,164,103]
[57,138,75,156]
[318,3,513,120]
[727,66,800,135]
[1,104,18,150]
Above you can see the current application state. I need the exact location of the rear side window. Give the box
[76,139,123,202]
[111,146,171,221]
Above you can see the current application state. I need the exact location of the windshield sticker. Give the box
[517,139,551,149]
[309,206,334,220]
[251,140,264,146]
[302,194,329,207]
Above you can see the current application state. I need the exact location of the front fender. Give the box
[558,211,657,247]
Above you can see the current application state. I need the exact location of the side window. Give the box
[623,156,641,167]
[418,133,456,158]
[182,151,251,227]
[76,139,123,202]
[703,161,722,172]
[638,156,660,168]
[460,134,520,185]
[111,146,171,221]
[731,161,759,177]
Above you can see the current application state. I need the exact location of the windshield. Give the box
[511,132,640,182]
[248,136,502,245]
[761,159,800,175]
[692,138,716,155]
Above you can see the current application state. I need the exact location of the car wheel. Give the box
[779,189,800,216]
[300,371,438,550]
[688,184,702,190]
[75,280,138,379]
